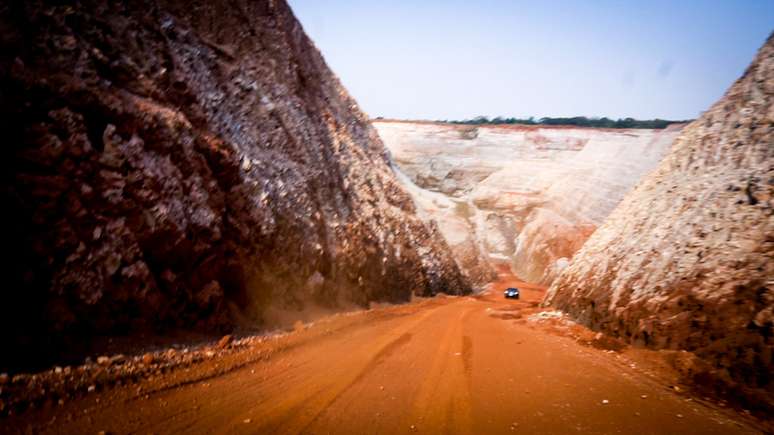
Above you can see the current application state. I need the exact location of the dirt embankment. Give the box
[545,34,774,413]
[0,0,469,372]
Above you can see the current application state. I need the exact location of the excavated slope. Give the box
[544,35,773,405]
[0,0,469,369]
[376,121,682,284]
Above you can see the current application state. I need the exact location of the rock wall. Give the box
[391,163,498,286]
[376,121,682,284]
[0,0,469,369]
[544,35,773,404]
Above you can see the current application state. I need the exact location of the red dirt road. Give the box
[5,273,764,434]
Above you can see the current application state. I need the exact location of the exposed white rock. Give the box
[376,121,683,284]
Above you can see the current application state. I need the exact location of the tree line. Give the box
[440,116,692,129]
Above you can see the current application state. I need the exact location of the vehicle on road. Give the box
[504,287,520,299]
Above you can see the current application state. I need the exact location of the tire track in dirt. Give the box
[406,305,474,433]
[462,334,473,389]
[247,302,453,434]
[7,279,767,434]
[97,304,444,435]
[296,332,414,433]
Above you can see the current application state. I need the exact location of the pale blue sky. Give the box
[287,1,773,120]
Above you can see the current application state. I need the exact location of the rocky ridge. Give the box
[544,34,774,408]
[0,0,469,371]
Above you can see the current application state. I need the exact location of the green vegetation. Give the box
[441,116,692,129]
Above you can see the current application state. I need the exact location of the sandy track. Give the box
[5,275,764,434]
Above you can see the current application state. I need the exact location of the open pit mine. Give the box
[0,0,771,433]
[376,121,684,285]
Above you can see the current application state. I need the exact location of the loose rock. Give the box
[217,335,233,349]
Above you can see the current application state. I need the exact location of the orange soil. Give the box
[4,272,764,434]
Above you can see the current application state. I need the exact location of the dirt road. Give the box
[5,272,764,434]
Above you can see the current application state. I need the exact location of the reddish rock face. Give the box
[545,35,773,406]
[0,0,469,369]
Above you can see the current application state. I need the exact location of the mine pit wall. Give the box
[0,0,469,370]
[544,35,774,408]
[376,121,682,285]
[390,163,498,287]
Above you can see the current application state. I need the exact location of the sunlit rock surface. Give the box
[0,0,469,369]
[545,35,773,405]
[376,120,683,284]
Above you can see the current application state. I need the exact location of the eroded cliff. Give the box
[376,121,682,285]
[0,0,469,369]
[544,35,773,406]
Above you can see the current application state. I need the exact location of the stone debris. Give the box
[527,310,567,323]
[217,335,233,349]
[0,332,271,416]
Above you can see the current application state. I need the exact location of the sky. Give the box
[287,0,773,121]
